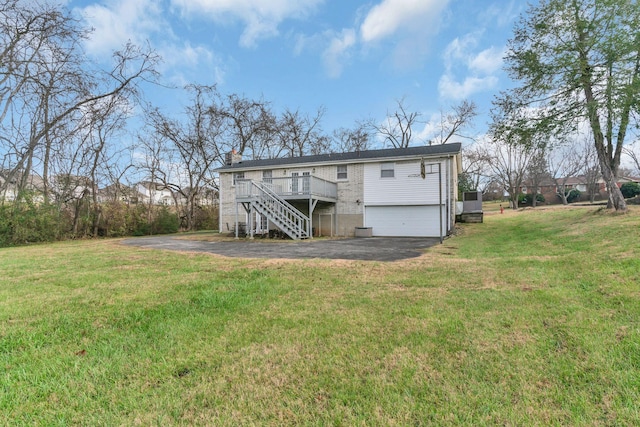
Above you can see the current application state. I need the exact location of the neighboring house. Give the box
[52,174,94,202]
[615,176,640,186]
[98,182,218,207]
[97,183,139,204]
[216,143,462,239]
[521,175,640,203]
[0,172,45,202]
[186,187,219,207]
[136,181,176,206]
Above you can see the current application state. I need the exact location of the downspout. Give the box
[308,197,312,238]
[218,190,222,234]
[235,198,239,239]
[439,162,443,244]
[219,175,223,235]
[446,155,451,233]
[249,203,254,239]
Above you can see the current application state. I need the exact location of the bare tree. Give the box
[429,100,478,145]
[371,98,420,148]
[145,85,224,231]
[50,134,94,236]
[216,94,278,160]
[136,131,168,226]
[82,96,130,236]
[461,142,493,192]
[332,123,371,152]
[483,138,540,209]
[582,140,601,203]
[623,143,640,176]
[277,107,328,157]
[525,148,549,207]
[489,91,548,209]
[548,144,586,205]
[0,0,158,202]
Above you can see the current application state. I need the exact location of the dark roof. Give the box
[216,143,462,172]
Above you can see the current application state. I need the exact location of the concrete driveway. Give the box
[121,235,440,261]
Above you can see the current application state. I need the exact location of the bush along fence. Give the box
[0,197,218,247]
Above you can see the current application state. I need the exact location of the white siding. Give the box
[363,160,446,206]
[362,159,451,237]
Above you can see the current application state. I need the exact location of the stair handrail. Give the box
[254,181,307,222]
[251,180,309,238]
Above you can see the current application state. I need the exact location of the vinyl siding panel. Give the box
[363,160,446,205]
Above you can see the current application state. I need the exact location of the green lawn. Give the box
[1,206,639,425]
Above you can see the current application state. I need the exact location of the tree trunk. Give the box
[188,195,196,231]
[600,160,627,211]
[509,189,519,209]
[578,49,627,211]
[92,207,102,237]
[557,184,568,205]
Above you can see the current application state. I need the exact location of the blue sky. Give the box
[68,0,527,146]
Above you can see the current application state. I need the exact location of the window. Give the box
[381,162,395,178]
[262,170,272,184]
[233,172,244,186]
[337,165,348,180]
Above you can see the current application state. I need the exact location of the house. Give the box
[182,186,219,207]
[521,175,640,203]
[52,174,94,202]
[97,183,139,204]
[215,143,462,239]
[136,181,176,206]
[0,171,45,202]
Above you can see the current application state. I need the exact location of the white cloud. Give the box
[77,0,221,86]
[358,0,450,70]
[416,112,442,142]
[438,74,498,100]
[480,1,521,28]
[170,0,323,48]
[439,33,504,100]
[158,42,225,85]
[294,28,357,79]
[360,0,449,43]
[443,33,479,69]
[77,0,165,56]
[322,29,357,78]
[293,32,325,56]
[469,46,505,74]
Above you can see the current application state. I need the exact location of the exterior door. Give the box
[302,171,310,193]
[291,171,310,194]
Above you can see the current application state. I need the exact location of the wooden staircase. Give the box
[248,180,310,239]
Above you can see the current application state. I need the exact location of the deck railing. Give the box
[236,176,337,200]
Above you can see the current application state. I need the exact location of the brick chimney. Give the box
[225,149,242,165]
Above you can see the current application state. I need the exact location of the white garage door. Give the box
[365,205,440,237]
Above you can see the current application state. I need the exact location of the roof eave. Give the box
[215,146,462,173]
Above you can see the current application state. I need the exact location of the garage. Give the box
[364,205,441,237]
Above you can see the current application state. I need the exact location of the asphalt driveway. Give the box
[121,235,440,261]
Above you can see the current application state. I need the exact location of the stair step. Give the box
[248,181,311,240]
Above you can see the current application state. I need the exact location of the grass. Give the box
[1,206,639,425]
